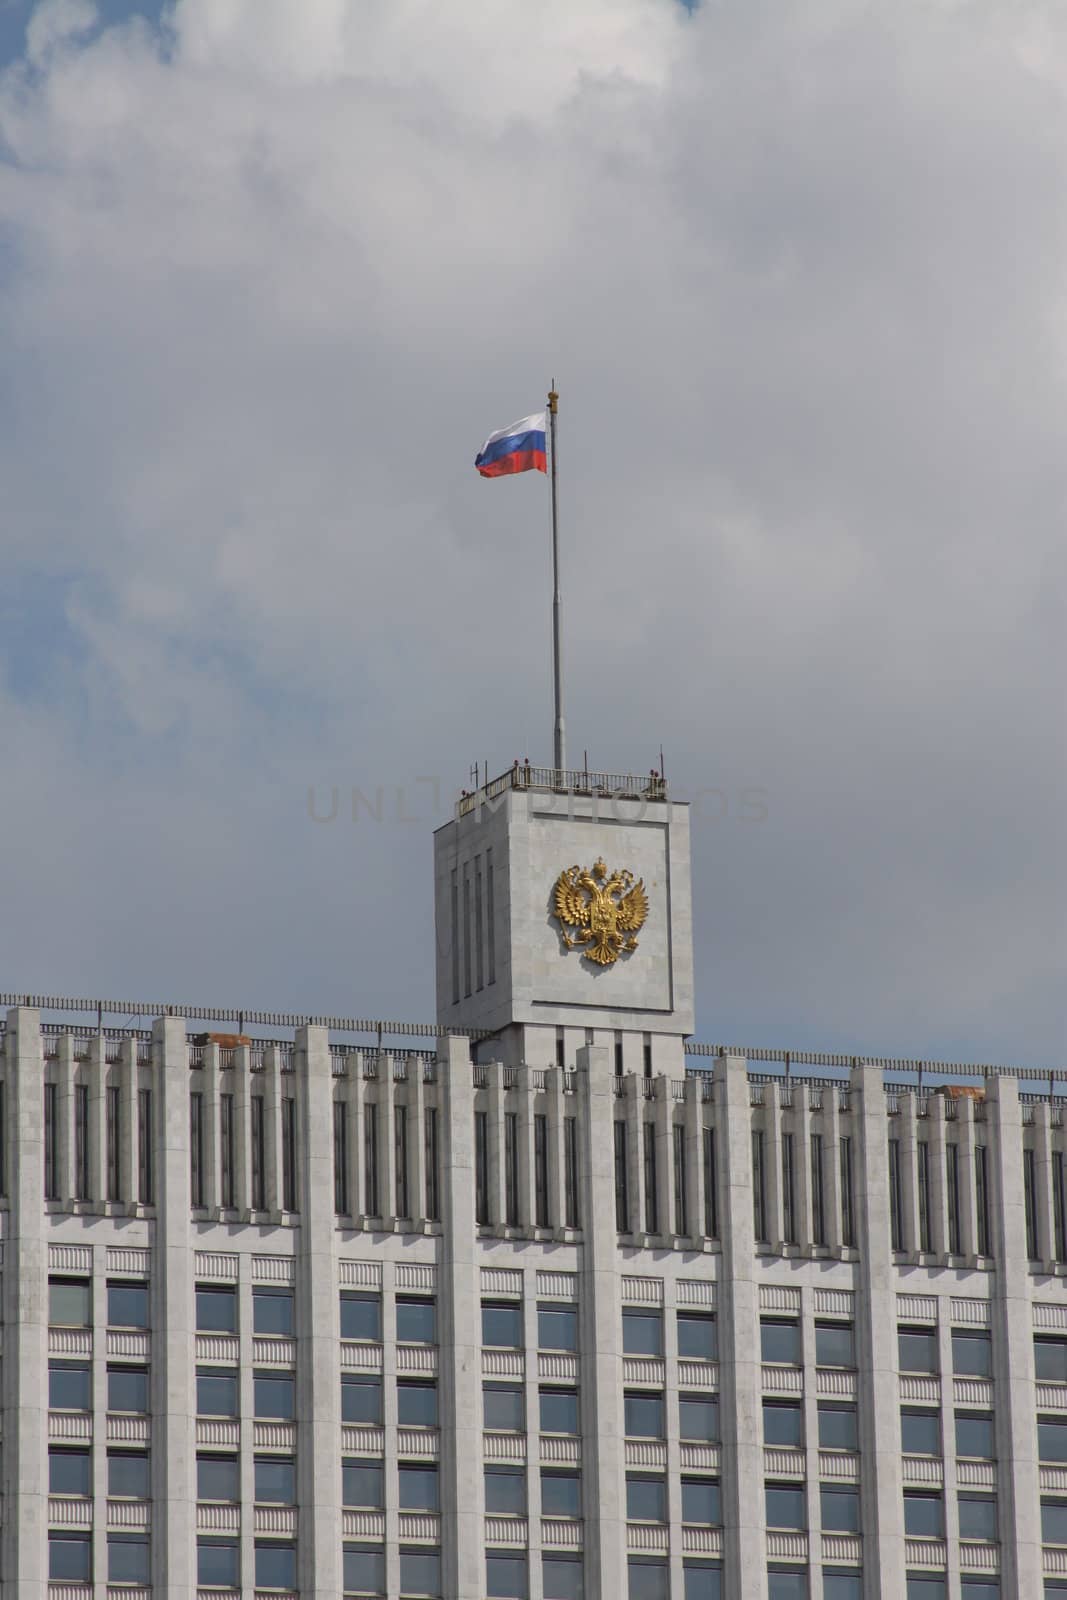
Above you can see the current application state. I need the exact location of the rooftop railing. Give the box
[456,762,668,818]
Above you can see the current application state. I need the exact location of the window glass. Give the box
[108,1366,148,1413]
[254,1373,295,1420]
[485,1468,527,1514]
[959,1584,999,1600]
[681,1478,720,1525]
[49,1448,91,1496]
[49,1534,92,1581]
[815,1322,854,1369]
[903,1492,944,1537]
[767,1572,807,1600]
[1036,1339,1067,1383]
[628,1557,668,1600]
[197,1368,238,1417]
[253,1289,294,1337]
[487,1552,529,1599]
[765,1485,806,1529]
[624,1393,665,1439]
[198,1455,239,1502]
[818,1404,858,1451]
[627,1475,667,1522]
[397,1298,436,1345]
[485,1383,525,1431]
[683,1563,722,1600]
[539,1305,578,1352]
[540,1389,579,1435]
[343,1460,384,1507]
[197,1539,239,1587]
[820,1487,860,1533]
[953,1331,992,1377]
[341,1376,382,1424]
[341,1292,382,1342]
[544,1554,584,1600]
[108,1283,149,1329]
[255,1458,295,1504]
[255,1542,297,1589]
[49,1279,90,1327]
[959,1494,997,1540]
[823,1576,862,1600]
[108,1452,149,1498]
[677,1315,717,1362]
[955,1413,995,1460]
[482,1302,523,1348]
[108,1535,149,1582]
[761,1320,801,1365]
[1044,1500,1067,1543]
[541,1470,581,1518]
[401,1549,442,1597]
[398,1381,438,1427]
[623,1311,663,1357]
[50,1361,91,1411]
[1040,1421,1067,1463]
[763,1402,803,1447]
[680,1395,718,1442]
[905,1580,946,1600]
[196,1286,237,1333]
[898,1328,938,1373]
[399,1465,439,1511]
[343,1543,385,1594]
[901,1410,941,1455]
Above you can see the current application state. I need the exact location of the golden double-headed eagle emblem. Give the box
[552,858,649,967]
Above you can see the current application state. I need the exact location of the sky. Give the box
[0,0,1063,1066]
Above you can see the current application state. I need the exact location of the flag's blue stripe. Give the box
[475,428,546,468]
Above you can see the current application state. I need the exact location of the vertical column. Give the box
[90,1034,107,1205]
[1034,1106,1056,1266]
[716,1052,767,1600]
[764,1088,784,1249]
[382,1259,401,1599]
[238,1254,256,1587]
[264,1047,286,1215]
[576,1043,625,1600]
[653,1079,672,1239]
[521,1274,544,1598]
[663,1273,684,1598]
[56,1033,76,1203]
[294,1024,343,1596]
[849,1062,905,1598]
[518,1069,537,1231]
[380,1060,397,1228]
[202,1042,220,1213]
[822,1093,842,1252]
[987,1075,1042,1595]
[349,1055,365,1223]
[409,1062,426,1225]
[153,1015,196,1596]
[92,1248,109,1600]
[234,1045,253,1217]
[928,1099,950,1258]
[625,1078,645,1237]
[900,1097,920,1257]
[684,1077,704,1243]
[120,1036,138,1207]
[488,1064,507,1228]
[957,1098,979,1260]
[440,1035,483,1600]
[795,1097,814,1252]
[546,1067,566,1235]
[1,1007,48,1596]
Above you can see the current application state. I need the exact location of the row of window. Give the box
[613,1123,719,1239]
[333,1101,440,1222]
[888,1135,992,1256]
[51,1533,301,1589]
[42,1082,154,1205]
[474,1109,580,1230]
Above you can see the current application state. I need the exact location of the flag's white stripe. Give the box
[479,412,546,453]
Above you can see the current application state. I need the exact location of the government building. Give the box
[1,762,1064,1599]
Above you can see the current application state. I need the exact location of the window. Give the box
[821,1486,860,1532]
[49,1278,90,1327]
[763,1401,803,1447]
[643,1122,658,1234]
[535,1114,550,1228]
[955,1412,995,1459]
[485,1383,524,1431]
[341,1291,381,1342]
[565,1117,579,1228]
[108,1367,148,1414]
[681,1478,720,1525]
[674,1124,688,1236]
[220,1092,235,1208]
[343,1459,384,1507]
[341,1376,382,1424]
[905,1580,946,1600]
[364,1102,379,1216]
[108,1533,149,1583]
[947,1142,961,1255]
[198,1454,239,1502]
[627,1475,667,1522]
[251,1094,265,1210]
[703,1127,718,1238]
[108,1281,149,1328]
[50,1533,92,1581]
[958,1493,997,1540]
[889,1137,903,1250]
[1044,1500,1067,1543]
[818,1404,858,1451]
[398,1380,438,1426]
[50,1360,91,1411]
[623,1309,663,1356]
[50,1448,91,1496]
[684,1562,722,1600]
[190,1090,204,1207]
[1039,1419,1067,1463]
[254,1372,295,1420]
[396,1103,410,1220]
[544,1554,583,1600]
[424,1106,440,1222]
[901,1410,941,1455]
[198,1537,239,1587]
[463,865,472,998]
[539,1304,578,1352]
[815,1321,854,1368]
[680,1394,718,1442]
[782,1131,796,1244]
[542,1470,581,1517]
[197,1368,238,1417]
[485,1467,526,1514]
[628,1557,668,1600]
[281,1096,297,1211]
[255,1457,295,1504]
[917,1140,931,1252]
[810,1132,826,1245]
[483,1302,523,1348]
[487,1552,528,1599]
[761,1318,801,1365]
[903,1491,944,1537]
[74,1082,89,1199]
[839,1134,855,1246]
[401,1548,441,1597]
[255,1542,297,1590]
[953,1330,992,1377]
[614,1121,629,1232]
[475,1110,490,1225]
[138,1087,153,1205]
[344,1543,385,1595]
[334,1100,349,1215]
[625,1392,665,1439]
[823,1578,861,1600]
[1037,1338,1067,1382]
[108,1451,149,1498]
[752,1129,766,1241]
[1025,1147,1039,1259]
[960,1584,999,1600]
[106,1084,121,1201]
[399,1464,439,1511]
[898,1327,938,1373]
[505,1111,519,1226]
[197,1286,237,1333]
[768,1574,808,1600]
[765,1484,806,1529]
[975,1144,990,1255]
[252,1288,294,1337]
[540,1388,580,1435]
[44,1080,58,1199]
[678,1313,716,1362]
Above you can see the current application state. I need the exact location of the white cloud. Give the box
[24,0,96,66]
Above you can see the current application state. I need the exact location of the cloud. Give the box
[0,0,1063,1062]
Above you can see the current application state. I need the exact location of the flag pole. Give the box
[548,383,565,776]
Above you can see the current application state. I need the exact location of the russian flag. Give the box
[475,412,547,478]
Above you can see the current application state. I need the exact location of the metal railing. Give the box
[456,763,668,818]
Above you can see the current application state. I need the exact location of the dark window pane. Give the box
[958,1495,997,1540]
[1043,1500,1067,1543]
[198,1455,239,1502]
[254,1373,295,1420]
[624,1393,665,1439]
[108,1534,149,1583]
[1036,1339,1067,1383]
[397,1299,436,1344]
[255,1458,295,1504]
[905,1580,946,1600]
[677,1315,716,1361]
[482,1303,523,1348]
[198,1538,239,1587]
[815,1323,854,1369]
[823,1576,861,1600]
[485,1383,524,1431]
[399,1465,439,1511]
[343,1544,385,1594]
[1041,1422,1067,1463]
[108,1283,149,1329]
[108,1367,148,1413]
[541,1471,581,1517]
[761,1320,801,1365]
[49,1534,92,1581]
[49,1280,90,1327]
[197,1370,238,1417]
[959,1584,999,1600]
[485,1468,526,1514]
[899,1329,938,1373]
[196,1287,237,1333]
[398,1381,438,1427]
[487,1552,529,1599]
[341,1292,382,1342]
[342,1377,383,1424]
[953,1332,992,1377]
[540,1389,579,1435]
[820,1488,860,1532]
[255,1542,296,1589]
[343,1460,384,1507]
[763,1402,803,1447]
[50,1362,91,1411]
[818,1405,858,1451]
[904,1493,944,1537]
[683,1563,722,1600]
[49,1449,91,1496]
[627,1476,667,1522]
[544,1555,584,1600]
[628,1558,668,1600]
[901,1410,941,1455]
[401,1549,441,1596]
[108,1452,149,1498]
[539,1306,578,1352]
[956,1413,995,1460]
[253,1289,293,1336]
[768,1574,807,1600]
[766,1486,806,1529]
[680,1396,718,1442]
[623,1311,663,1357]
[681,1479,720,1525]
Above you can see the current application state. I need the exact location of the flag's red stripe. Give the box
[476,449,547,478]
